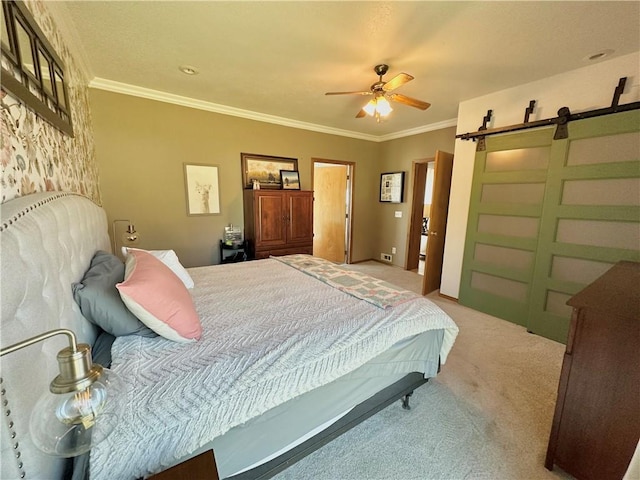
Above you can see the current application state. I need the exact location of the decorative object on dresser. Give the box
[545,261,640,480]
[241,153,298,190]
[243,190,313,259]
[280,170,301,190]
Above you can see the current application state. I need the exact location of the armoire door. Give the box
[286,191,314,246]
[255,191,287,249]
[459,109,640,343]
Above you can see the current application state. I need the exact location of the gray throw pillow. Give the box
[72,250,157,337]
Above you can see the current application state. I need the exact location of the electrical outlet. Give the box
[394,211,402,218]
[391,247,397,255]
[380,253,392,262]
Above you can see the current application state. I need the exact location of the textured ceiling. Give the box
[57,1,640,140]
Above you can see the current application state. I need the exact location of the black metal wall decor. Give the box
[1,1,73,136]
[457,77,640,151]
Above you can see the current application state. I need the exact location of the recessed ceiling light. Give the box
[585,49,614,62]
[179,65,199,75]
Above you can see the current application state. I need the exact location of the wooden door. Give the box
[255,191,287,249]
[286,191,314,246]
[458,109,639,343]
[422,150,454,295]
[458,129,552,325]
[527,110,640,342]
[407,162,428,271]
[313,164,348,263]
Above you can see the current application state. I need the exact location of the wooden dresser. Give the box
[243,190,313,259]
[545,261,640,480]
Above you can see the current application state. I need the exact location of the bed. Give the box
[0,192,458,480]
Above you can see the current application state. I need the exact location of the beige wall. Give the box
[377,127,457,268]
[90,89,384,267]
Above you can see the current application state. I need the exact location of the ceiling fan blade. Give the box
[389,93,431,110]
[325,91,373,96]
[382,73,413,92]
[355,109,367,118]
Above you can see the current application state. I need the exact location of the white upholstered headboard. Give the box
[1,192,110,479]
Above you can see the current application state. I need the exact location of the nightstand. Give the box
[220,239,248,263]
[148,450,219,479]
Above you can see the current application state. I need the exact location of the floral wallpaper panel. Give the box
[0,0,101,204]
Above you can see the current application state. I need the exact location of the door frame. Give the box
[311,158,355,264]
[407,159,432,271]
[422,151,454,295]
[405,151,454,295]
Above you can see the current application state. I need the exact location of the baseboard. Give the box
[438,292,459,303]
[348,258,373,265]
[349,258,394,266]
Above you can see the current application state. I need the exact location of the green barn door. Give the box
[527,110,640,342]
[459,128,554,326]
[460,109,640,343]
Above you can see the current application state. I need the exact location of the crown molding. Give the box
[376,118,458,142]
[89,77,456,142]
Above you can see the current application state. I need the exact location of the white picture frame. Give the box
[184,163,221,216]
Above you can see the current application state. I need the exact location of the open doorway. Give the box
[312,159,354,264]
[407,161,435,274]
[406,150,454,295]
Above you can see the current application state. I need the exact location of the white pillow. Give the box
[122,247,194,289]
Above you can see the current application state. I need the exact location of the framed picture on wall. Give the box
[280,170,300,190]
[241,153,298,189]
[379,171,405,203]
[184,163,221,216]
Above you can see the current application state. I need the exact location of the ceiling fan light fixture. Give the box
[362,96,392,118]
[376,96,393,116]
[363,99,377,116]
[327,64,428,120]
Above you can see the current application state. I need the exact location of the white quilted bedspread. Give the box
[89,259,458,479]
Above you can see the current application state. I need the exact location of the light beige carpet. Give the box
[273,261,573,480]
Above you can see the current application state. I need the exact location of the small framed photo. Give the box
[379,171,405,203]
[184,163,221,215]
[280,170,300,190]
[240,153,298,189]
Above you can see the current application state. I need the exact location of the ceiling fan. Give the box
[325,64,431,121]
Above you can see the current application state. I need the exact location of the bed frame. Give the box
[229,372,428,479]
[0,192,436,479]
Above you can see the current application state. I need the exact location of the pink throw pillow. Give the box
[116,250,202,343]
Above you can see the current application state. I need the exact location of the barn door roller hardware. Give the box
[457,77,640,151]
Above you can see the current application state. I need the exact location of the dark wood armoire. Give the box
[243,190,313,259]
